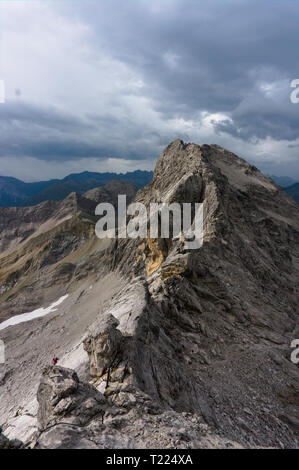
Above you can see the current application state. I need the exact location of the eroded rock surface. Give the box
[33,365,242,449]
[37,366,107,430]
[0,428,23,449]
[80,141,299,448]
[83,315,125,377]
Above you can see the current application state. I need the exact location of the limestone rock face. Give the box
[0,429,10,449]
[0,428,23,449]
[83,315,125,377]
[37,366,107,430]
[84,180,137,206]
[83,140,299,448]
[34,366,241,449]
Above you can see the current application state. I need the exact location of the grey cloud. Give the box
[1,0,299,178]
[64,0,299,148]
[214,88,299,141]
[0,101,93,133]
[78,0,298,114]
[0,101,175,161]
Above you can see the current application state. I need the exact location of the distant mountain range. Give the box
[0,170,153,207]
[268,176,299,203]
[285,183,299,203]
[0,170,298,207]
[269,175,298,188]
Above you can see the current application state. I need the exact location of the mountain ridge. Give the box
[0,140,298,449]
[285,182,299,203]
[1,169,297,208]
[270,175,298,188]
[0,170,153,207]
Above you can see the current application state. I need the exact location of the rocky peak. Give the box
[118,140,298,277]
[1,140,298,449]
[86,140,299,447]
[83,180,138,206]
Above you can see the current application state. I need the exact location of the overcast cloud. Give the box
[0,0,298,181]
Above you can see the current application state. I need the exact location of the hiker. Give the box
[52,356,59,366]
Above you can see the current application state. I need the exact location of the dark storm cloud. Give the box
[79,0,298,119]
[214,87,299,142]
[0,101,94,132]
[0,101,93,133]
[0,101,175,161]
[0,101,103,160]
[1,0,299,175]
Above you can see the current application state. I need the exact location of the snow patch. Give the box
[0,295,69,331]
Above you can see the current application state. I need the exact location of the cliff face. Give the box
[1,141,298,448]
[76,140,299,448]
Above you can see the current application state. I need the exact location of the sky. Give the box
[0,0,298,181]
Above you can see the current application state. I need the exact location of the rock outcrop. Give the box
[36,366,106,434]
[83,315,126,377]
[34,365,242,449]
[0,429,11,449]
[0,427,23,449]
[84,180,137,206]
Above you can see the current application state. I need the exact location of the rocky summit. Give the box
[0,140,298,449]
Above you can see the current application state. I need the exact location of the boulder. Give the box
[83,315,124,377]
[37,366,107,430]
